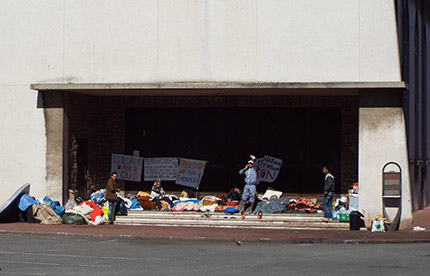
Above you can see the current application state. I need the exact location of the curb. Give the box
[1,224,430,244]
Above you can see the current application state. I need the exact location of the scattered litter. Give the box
[413,226,427,231]
[371,216,386,232]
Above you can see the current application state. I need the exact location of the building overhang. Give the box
[31,81,406,96]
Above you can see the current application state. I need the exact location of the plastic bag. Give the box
[65,199,77,210]
[371,219,385,232]
[62,213,86,225]
[94,216,104,225]
[18,194,39,211]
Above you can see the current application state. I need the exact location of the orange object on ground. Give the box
[79,201,104,222]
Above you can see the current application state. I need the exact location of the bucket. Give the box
[102,204,115,221]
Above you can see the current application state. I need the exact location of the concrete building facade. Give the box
[1,0,422,230]
[395,0,430,212]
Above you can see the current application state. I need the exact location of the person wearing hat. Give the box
[239,154,258,214]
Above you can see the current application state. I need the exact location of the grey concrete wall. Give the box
[0,0,402,204]
[359,108,412,230]
[0,0,401,85]
[42,92,66,204]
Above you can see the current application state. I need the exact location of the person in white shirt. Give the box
[150,178,174,210]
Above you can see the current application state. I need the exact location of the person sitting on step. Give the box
[150,178,174,211]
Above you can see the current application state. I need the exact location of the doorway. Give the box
[125,107,341,194]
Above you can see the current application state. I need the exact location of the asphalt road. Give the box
[0,233,429,276]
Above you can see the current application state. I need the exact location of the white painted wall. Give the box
[1,0,401,85]
[0,0,64,204]
[0,0,402,204]
[0,87,47,203]
[359,108,413,230]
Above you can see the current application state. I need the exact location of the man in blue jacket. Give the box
[239,155,258,214]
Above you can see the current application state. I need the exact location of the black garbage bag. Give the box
[25,205,41,223]
[62,213,86,225]
[350,210,364,230]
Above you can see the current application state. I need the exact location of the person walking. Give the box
[105,172,120,224]
[239,155,258,215]
[322,166,335,222]
[105,172,127,224]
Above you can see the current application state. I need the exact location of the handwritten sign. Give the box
[144,157,178,181]
[175,158,207,189]
[111,153,143,182]
[255,155,282,183]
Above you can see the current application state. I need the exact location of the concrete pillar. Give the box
[41,91,66,204]
[359,107,413,230]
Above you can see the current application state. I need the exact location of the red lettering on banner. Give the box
[266,169,275,180]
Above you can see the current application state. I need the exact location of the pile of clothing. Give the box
[135,188,292,215]
[16,190,143,225]
[285,197,323,213]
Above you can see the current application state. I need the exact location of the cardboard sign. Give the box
[111,153,143,182]
[175,158,207,189]
[255,155,282,183]
[144,157,178,181]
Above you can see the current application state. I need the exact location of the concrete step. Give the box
[115,210,350,230]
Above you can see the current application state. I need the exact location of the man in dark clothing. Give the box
[322,166,335,222]
[221,187,242,205]
[225,187,242,202]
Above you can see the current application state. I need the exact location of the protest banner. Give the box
[111,153,143,182]
[255,155,283,183]
[144,157,178,181]
[175,158,207,189]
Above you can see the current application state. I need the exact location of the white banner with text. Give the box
[175,158,207,189]
[111,153,144,182]
[255,155,282,183]
[144,157,178,181]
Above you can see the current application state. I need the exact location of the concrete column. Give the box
[359,107,413,230]
[41,91,66,204]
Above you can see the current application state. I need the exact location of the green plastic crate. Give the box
[339,213,349,222]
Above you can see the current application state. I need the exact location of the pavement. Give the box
[1,206,429,244]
